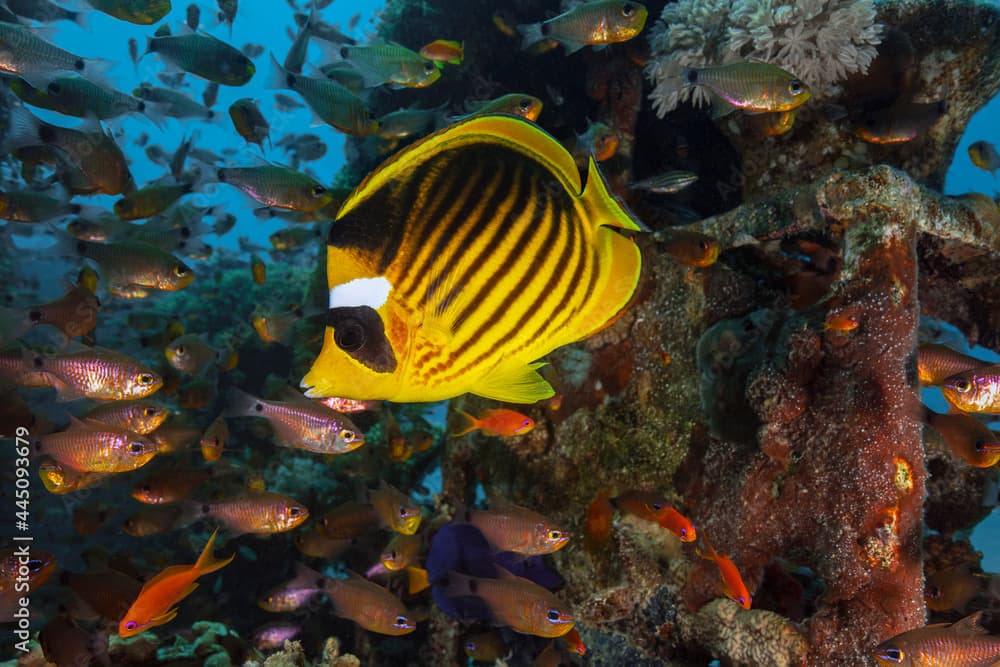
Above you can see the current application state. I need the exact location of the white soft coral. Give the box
[647,0,883,117]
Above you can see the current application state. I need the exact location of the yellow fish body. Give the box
[301,115,643,403]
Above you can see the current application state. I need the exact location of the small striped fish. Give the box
[30,347,163,401]
[193,490,309,536]
[873,612,1000,666]
[35,419,158,473]
[301,114,644,403]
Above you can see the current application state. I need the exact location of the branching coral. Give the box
[647,0,882,117]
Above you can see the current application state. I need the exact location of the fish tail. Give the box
[194,528,235,574]
[265,52,294,91]
[1,104,43,154]
[516,22,545,50]
[224,386,267,418]
[450,409,479,437]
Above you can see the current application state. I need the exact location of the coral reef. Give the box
[647,0,882,114]
[440,164,1000,665]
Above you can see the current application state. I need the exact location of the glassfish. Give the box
[452,408,535,437]
[259,563,325,612]
[189,489,309,536]
[226,386,365,455]
[82,400,168,435]
[118,528,234,637]
[320,568,418,635]
[517,0,648,54]
[29,347,162,401]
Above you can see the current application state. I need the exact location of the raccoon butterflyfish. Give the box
[301,114,644,404]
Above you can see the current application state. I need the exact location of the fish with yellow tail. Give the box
[682,63,811,118]
[873,612,1000,666]
[118,528,234,637]
[301,114,644,404]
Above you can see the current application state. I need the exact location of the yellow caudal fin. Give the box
[450,408,480,437]
[473,361,554,404]
[195,529,236,575]
[406,566,430,594]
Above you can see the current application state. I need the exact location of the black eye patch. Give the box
[326,306,397,373]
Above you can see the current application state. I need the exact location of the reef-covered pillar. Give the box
[440,164,1000,665]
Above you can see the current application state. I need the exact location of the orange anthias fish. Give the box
[611,491,696,542]
[561,627,586,655]
[873,612,1000,666]
[824,312,859,333]
[118,529,234,637]
[697,535,751,609]
[453,408,535,437]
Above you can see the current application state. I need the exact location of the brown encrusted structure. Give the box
[439,165,1000,666]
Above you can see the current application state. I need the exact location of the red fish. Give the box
[118,529,234,637]
[583,491,614,551]
[453,408,535,437]
[611,491,696,542]
[697,535,751,609]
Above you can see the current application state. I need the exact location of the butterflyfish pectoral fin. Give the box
[472,361,553,404]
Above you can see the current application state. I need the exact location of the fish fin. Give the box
[275,385,313,405]
[582,156,645,232]
[493,565,520,581]
[951,611,989,636]
[0,104,43,154]
[516,22,544,50]
[138,564,191,592]
[48,374,86,402]
[450,408,479,436]
[336,115,582,222]
[559,37,586,54]
[149,607,179,626]
[406,566,430,594]
[291,562,328,590]
[709,93,739,119]
[194,528,235,575]
[472,361,554,404]
[265,52,293,91]
[223,386,267,418]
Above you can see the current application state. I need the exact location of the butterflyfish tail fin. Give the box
[472,361,554,404]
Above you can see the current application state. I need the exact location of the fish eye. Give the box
[465,641,476,651]
[879,648,904,663]
[394,615,410,627]
[175,345,187,356]
[519,98,532,111]
[310,184,327,197]
[128,442,145,454]
[398,507,408,517]
[288,506,303,517]
[952,379,972,392]
[47,82,62,95]
[621,2,635,16]
[141,484,151,493]
[652,502,662,510]
[788,80,804,95]
[333,318,366,352]
[975,438,988,453]
[679,527,688,537]
[736,596,746,605]
[546,609,561,622]
[174,263,190,277]
[926,584,940,598]
[137,374,155,386]
[124,620,137,631]
[144,407,157,416]
[423,62,435,73]
[548,530,562,540]
[340,429,356,441]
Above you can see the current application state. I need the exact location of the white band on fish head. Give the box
[329,276,392,310]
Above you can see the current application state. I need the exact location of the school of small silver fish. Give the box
[0,0,998,665]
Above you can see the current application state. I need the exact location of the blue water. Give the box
[45,0,384,251]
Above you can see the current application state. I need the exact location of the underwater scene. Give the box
[4,0,1000,665]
